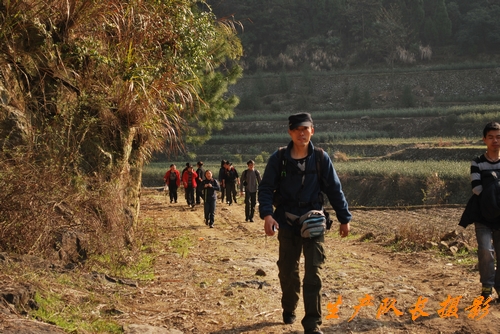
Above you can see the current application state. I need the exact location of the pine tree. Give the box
[434,0,452,45]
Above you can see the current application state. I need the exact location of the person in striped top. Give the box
[469,121,500,302]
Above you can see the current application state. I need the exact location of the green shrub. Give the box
[348,86,361,110]
[262,95,273,104]
[232,154,243,163]
[296,95,310,110]
[401,85,416,108]
[238,93,262,111]
[361,89,372,109]
[279,72,290,93]
[271,101,281,112]
[260,151,270,162]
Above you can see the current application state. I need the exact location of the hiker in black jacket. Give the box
[202,170,220,228]
[240,160,261,222]
[222,161,239,205]
[195,161,205,205]
[218,160,227,204]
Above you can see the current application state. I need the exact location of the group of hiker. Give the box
[163,159,262,227]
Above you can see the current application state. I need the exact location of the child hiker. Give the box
[202,170,220,228]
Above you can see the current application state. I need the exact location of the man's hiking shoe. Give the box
[209,224,214,228]
[305,330,323,334]
[249,218,254,222]
[481,287,493,302]
[282,311,296,324]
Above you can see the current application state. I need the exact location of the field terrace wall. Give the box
[338,175,470,207]
[217,116,465,137]
[229,67,500,109]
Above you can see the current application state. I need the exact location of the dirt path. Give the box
[132,191,500,334]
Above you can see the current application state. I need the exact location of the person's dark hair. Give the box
[221,160,227,167]
[247,160,254,165]
[483,122,500,137]
[170,164,174,168]
[197,161,203,167]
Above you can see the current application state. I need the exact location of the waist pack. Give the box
[285,210,326,238]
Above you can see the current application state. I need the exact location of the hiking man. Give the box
[258,112,352,334]
[222,161,239,205]
[240,159,262,222]
[460,121,500,302]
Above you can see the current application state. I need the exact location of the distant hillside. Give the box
[208,0,500,73]
[228,66,500,114]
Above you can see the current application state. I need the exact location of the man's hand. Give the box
[339,223,350,238]
[264,215,279,236]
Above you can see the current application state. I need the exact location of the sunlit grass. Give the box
[31,291,122,333]
[87,252,156,281]
[334,160,469,179]
[227,104,500,122]
[331,136,478,146]
[169,235,194,258]
[144,155,471,187]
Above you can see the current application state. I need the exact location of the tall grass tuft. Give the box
[0,150,141,260]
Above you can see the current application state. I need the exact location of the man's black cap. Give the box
[288,112,313,130]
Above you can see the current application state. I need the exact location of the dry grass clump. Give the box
[436,138,453,147]
[384,213,475,253]
[422,173,449,205]
[334,151,349,162]
[389,223,435,252]
[0,151,133,261]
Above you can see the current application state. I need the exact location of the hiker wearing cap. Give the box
[182,164,198,208]
[240,159,262,222]
[222,161,239,205]
[218,160,227,204]
[258,112,352,334]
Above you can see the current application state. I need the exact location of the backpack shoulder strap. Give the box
[277,146,287,179]
[314,147,324,184]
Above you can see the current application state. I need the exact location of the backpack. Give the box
[274,146,333,230]
[195,168,205,188]
[241,170,247,186]
[225,168,238,182]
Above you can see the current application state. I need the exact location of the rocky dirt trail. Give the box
[2,190,500,334]
[133,192,500,334]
